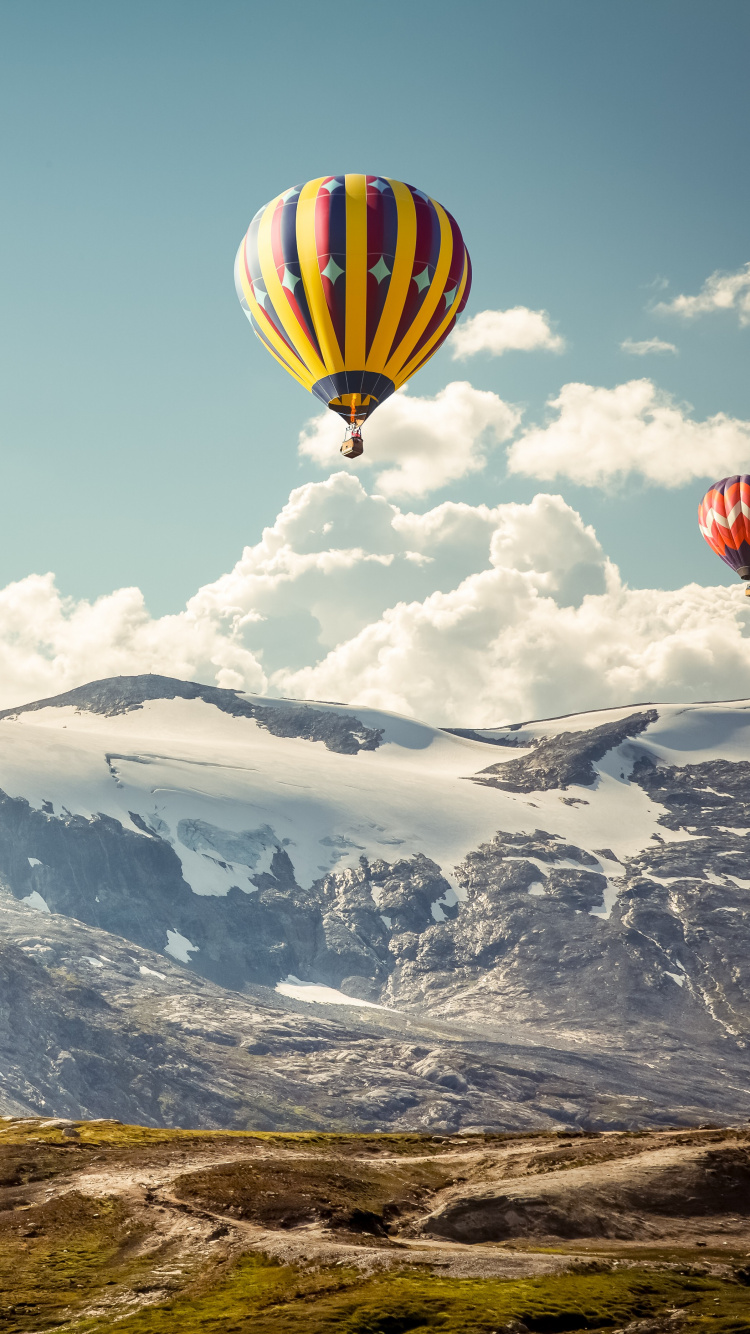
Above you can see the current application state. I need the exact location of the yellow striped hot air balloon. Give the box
[235,174,472,457]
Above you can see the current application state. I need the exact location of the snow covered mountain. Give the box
[0,674,749,1129]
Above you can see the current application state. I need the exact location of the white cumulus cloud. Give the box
[298,381,520,498]
[507,378,750,489]
[1,475,748,729]
[272,488,750,725]
[275,574,750,728]
[621,337,678,356]
[0,572,267,710]
[655,262,750,326]
[450,306,565,359]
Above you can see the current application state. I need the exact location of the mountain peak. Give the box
[0,674,385,755]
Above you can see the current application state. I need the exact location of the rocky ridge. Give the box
[3,887,745,1132]
[0,674,383,754]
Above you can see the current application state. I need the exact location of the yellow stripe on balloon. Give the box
[394,251,470,388]
[385,198,454,381]
[258,340,314,392]
[365,178,416,373]
[296,178,344,375]
[234,244,315,390]
[257,199,327,381]
[345,174,368,369]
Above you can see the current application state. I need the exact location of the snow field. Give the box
[1,694,746,924]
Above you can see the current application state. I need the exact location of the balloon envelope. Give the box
[698,475,750,575]
[235,175,472,422]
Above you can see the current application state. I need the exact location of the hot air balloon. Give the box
[698,475,750,594]
[234,175,472,458]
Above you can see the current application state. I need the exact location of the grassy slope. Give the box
[0,1121,748,1334]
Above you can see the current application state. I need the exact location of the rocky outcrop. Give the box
[1,888,747,1131]
[631,753,750,833]
[0,787,458,997]
[0,793,327,991]
[475,710,658,792]
[0,674,383,754]
[379,822,750,1054]
[3,775,750,1061]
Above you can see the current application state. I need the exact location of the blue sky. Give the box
[0,0,748,623]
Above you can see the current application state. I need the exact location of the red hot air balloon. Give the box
[698,475,750,594]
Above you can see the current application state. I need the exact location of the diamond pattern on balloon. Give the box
[321,256,345,283]
[369,256,391,284]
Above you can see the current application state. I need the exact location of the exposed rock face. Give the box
[0,792,326,991]
[0,889,747,1130]
[631,753,750,834]
[1,742,748,1053]
[0,674,383,754]
[474,710,658,791]
[620,755,750,1042]
[378,825,750,1055]
[381,831,619,1018]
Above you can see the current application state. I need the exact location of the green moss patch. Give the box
[86,1257,750,1334]
[0,1190,164,1331]
[0,1121,467,1154]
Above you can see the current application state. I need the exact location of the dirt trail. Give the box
[36,1128,750,1268]
[13,1133,630,1279]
